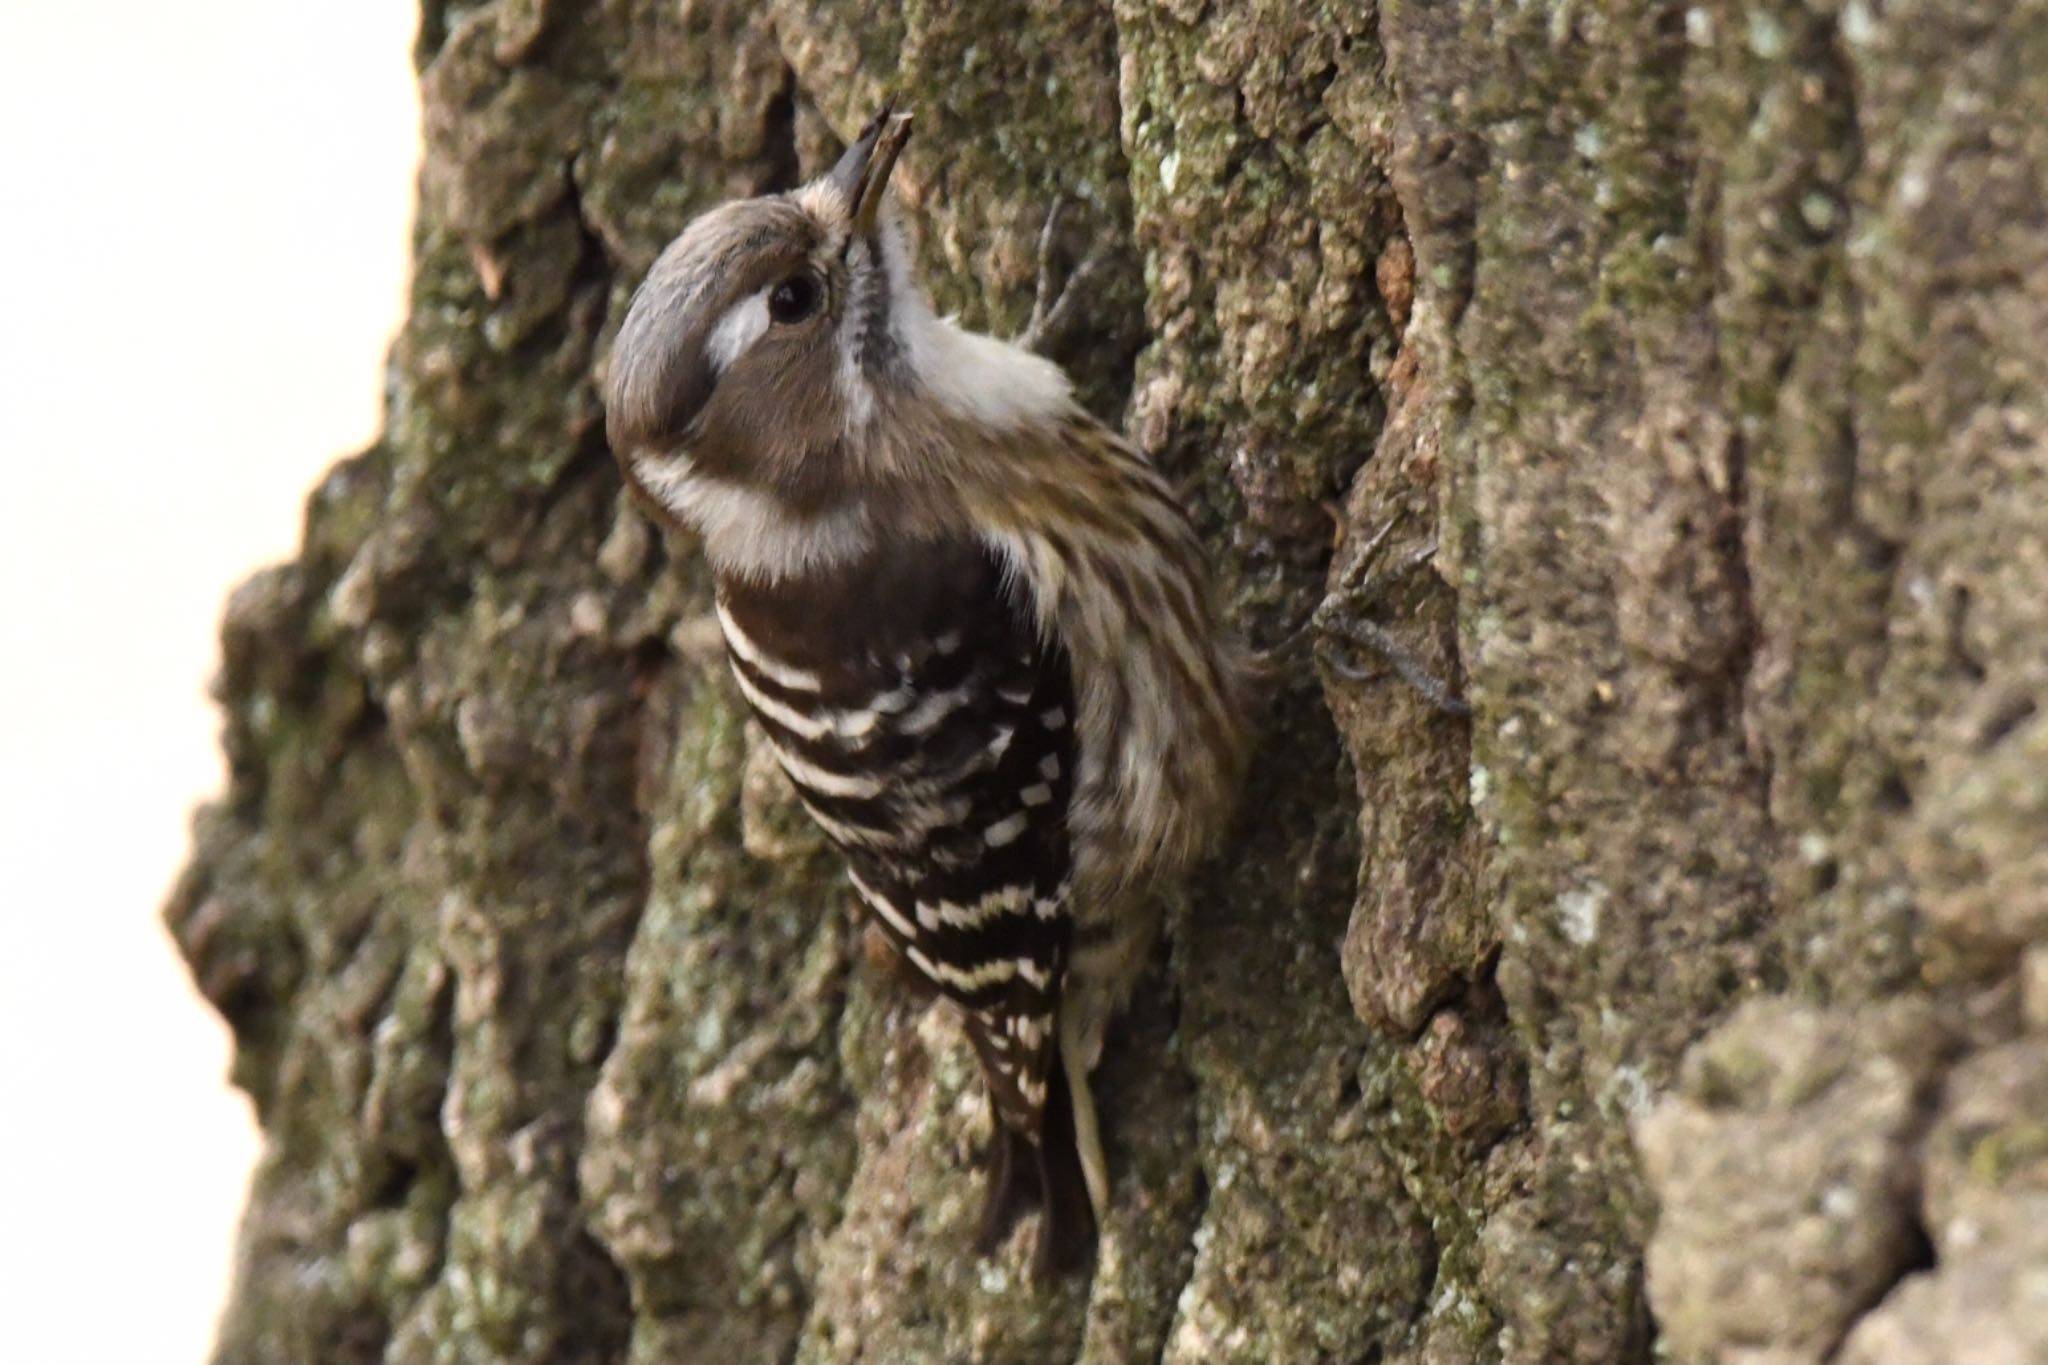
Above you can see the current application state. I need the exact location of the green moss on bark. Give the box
[173,1,2048,1361]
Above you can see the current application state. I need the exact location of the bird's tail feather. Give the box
[974,1057,1096,1281]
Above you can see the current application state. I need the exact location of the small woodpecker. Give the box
[602,98,1251,1279]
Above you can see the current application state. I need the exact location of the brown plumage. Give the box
[604,99,1250,1278]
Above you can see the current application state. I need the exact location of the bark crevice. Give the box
[179,3,2048,1361]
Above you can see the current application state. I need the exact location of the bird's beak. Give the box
[828,97,914,239]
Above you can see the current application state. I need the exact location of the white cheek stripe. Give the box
[629,453,875,583]
[706,288,771,372]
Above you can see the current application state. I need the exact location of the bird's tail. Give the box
[974,1049,1097,1281]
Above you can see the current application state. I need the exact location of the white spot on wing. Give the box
[800,801,899,849]
[904,947,1029,994]
[849,870,918,942]
[915,884,1033,932]
[769,741,884,800]
[728,665,827,739]
[898,685,973,736]
[983,813,1029,848]
[728,664,888,746]
[869,683,915,714]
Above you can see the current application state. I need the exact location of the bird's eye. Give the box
[768,273,822,324]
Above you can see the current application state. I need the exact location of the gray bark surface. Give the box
[172,1,2048,1361]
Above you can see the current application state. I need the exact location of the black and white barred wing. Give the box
[714,539,1078,1135]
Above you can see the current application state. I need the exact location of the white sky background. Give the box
[0,4,420,1360]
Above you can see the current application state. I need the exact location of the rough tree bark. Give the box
[171,1,2048,1362]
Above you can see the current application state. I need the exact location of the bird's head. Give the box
[602,99,1076,582]
[604,101,925,515]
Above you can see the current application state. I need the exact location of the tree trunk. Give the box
[172,1,2048,1361]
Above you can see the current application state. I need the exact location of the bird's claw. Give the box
[1312,514,1471,718]
[1022,195,1113,356]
